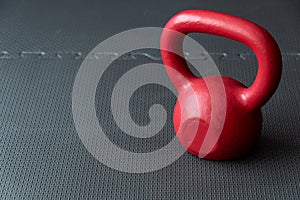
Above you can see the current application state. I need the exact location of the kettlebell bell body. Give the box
[161,10,282,160]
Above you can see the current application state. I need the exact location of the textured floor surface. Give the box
[0,0,299,199]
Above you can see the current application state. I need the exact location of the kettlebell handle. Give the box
[161,10,282,111]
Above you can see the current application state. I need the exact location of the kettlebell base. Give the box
[174,76,263,160]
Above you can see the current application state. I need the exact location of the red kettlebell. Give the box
[160,10,282,160]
